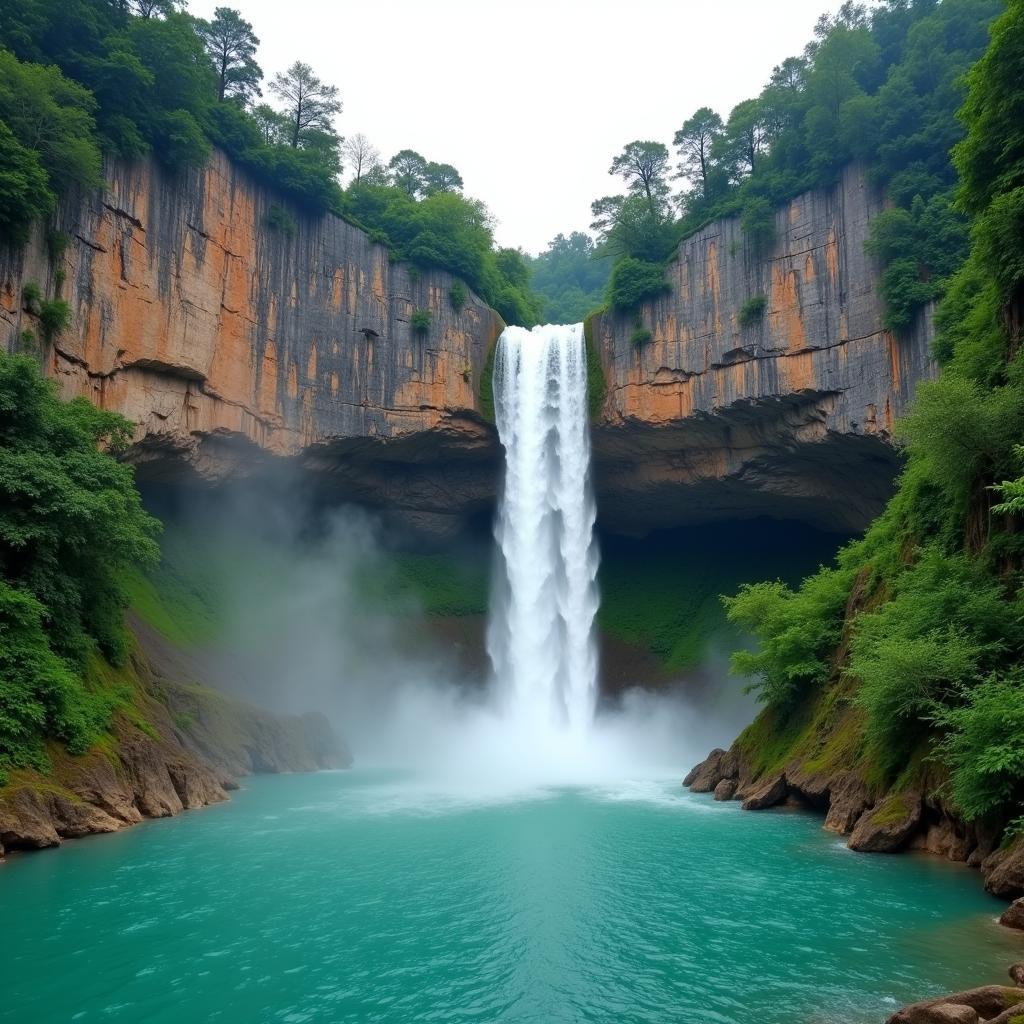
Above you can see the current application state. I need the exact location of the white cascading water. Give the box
[487,323,600,740]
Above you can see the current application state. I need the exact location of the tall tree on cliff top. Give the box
[673,107,724,200]
[388,149,428,196]
[342,133,380,184]
[609,141,672,215]
[199,7,262,105]
[423,161,464,195]
[270,61,341,149]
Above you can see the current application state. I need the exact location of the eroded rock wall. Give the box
[0,150,503,536]
[591,164,937,533]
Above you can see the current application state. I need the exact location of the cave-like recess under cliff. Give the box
[0,152,935,540]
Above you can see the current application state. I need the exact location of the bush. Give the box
[933,672,1024,822]
[607,257,670,312]
[630,326,652,348]
[724,565,856,708]
[449,280,467,312]
[738,294,767,327]
[0,353,160,778]
[21,282,41,313]
[38,298,71,342]
[410,308,431,334]
[740,197,776,253]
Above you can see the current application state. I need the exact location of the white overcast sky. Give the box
[190,0,841,254]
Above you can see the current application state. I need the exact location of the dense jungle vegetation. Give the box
[0,0,541,326]
[591,0,1001,328]
[725,0,1024,835]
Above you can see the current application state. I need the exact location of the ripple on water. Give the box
[0,770,1018,1024]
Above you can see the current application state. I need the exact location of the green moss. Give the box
[738,294,768,328]
[383,553,488,616]
[478,338,497,424]
[583,312,607,419]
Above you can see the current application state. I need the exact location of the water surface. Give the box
[2,770,1018,1023]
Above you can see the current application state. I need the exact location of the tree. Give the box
[388,148,428,196]
[251,103,289,145]
[716,99,769,181]
[609,141,672,214]
[199,7,262,105]
[673,107,724,199]
[342,133,380,184]
[127,0,185,17]
[423,161,464,194]
[270,61,342,149]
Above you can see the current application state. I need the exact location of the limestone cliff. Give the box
[2,154,934,536]
[0,149,503,538]
[591,163,936,534]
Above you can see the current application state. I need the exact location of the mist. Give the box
[143,470,757,798]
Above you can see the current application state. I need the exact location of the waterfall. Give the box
[487,323,599,735]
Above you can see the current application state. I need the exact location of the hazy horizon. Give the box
[188,0,839,253]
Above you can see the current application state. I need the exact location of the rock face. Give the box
[591,163,936,534]
[3,154,935,538]
[0,149,503,540]
[683,746,1024,900]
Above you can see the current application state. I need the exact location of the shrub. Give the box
[46,231,69,266]
[607,257,670,312]
[449,280,467,312]
[410,308,431,334]
[740,197,776,253]
[724,565,856,708]
[630,326,652,348]
[932,672,1024,822]
[738,294,767,327]
[21,282,41,314]
[16,329,36,354]
[264,204,297,237]
[38,298,71,342]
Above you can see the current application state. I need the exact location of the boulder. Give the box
[1001,900,1024,932]
[1009,963,1024,988]
[685,749,738,794]
[823,774,871,834]
[713,779,737,801]
[848,793,922,853]
[887,986,1024,1024]
[984,840,1024,901]
[741,774,788,811]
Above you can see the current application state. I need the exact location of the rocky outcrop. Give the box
[3,154,935,539]
[591,163,936,534]
[1002,901,1024,931]
[886,967,1024,1024]
[684,745,1024,901]
[0,624,349,859]
[0,149,503,540]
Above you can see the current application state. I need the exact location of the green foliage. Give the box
[739,197,775,253]
[0,353,160,778]
[38,297,70,341]
[607,257,670,312]
[448,280,466,313]
[264,203,297,237]
[410,309,431,334]
[724,3,1024,832]
[21,282,41,313]
[724,565,856,708]
[629,326,652,348]
[738,294,767,328]
[932,672,1024,822]
[593,0,1002,334]
[527,232,610,324]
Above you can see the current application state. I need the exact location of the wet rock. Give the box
[741,774,788,811]
[684,749,737,794]
[823,774,871,834]
[713,779,737,801]
[984,840,1024,901]
[1009,963,1024,987]
[887,986,1024,1024]
[848,793,922,852]
[1001,900,1024,931]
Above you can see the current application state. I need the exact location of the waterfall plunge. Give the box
[487,323,600,739]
